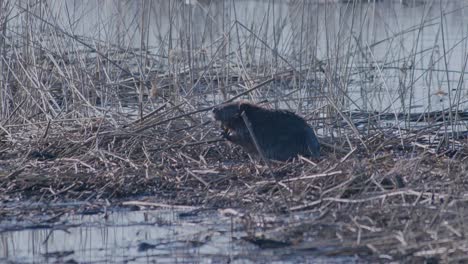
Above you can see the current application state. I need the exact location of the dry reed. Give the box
[0,0,468,262]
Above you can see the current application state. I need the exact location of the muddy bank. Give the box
[1,117,467,263]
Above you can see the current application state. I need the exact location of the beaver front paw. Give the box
[221,129,232,140]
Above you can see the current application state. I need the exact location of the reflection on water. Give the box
[2,1,468,261]
[8,0,468,113]
[0,209,360,263]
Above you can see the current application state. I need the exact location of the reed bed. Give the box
[1,0,468,262]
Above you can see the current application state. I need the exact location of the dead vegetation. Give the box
[1,0,468,262]
[1,101,467,262]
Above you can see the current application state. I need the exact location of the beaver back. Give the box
[212,101,320,161]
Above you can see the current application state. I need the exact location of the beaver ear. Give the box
[238,102,249,113]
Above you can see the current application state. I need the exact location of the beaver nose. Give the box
[211,107,219,120]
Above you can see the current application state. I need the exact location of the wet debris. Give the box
[0,103,467,262]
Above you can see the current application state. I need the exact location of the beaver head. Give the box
[212,101,260,121]
[212,101,241,122]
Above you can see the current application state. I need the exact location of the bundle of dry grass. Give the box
[1,1,468,261]
[1,109,467,262]
[0,104,466,209]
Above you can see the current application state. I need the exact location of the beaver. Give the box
[212,101,320,161]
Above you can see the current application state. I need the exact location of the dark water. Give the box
[0,207,361,263]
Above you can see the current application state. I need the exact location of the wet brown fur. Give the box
[212,101,320,161]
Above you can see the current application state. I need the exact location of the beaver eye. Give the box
[238,103,247,113]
